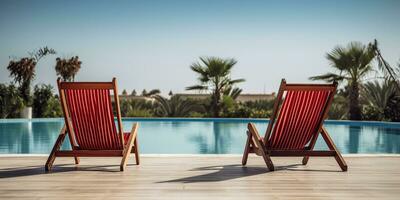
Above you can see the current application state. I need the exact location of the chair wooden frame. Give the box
[45,78,140,172]
[242,79,347,171]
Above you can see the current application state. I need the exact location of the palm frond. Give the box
[229,78,245,85]
[186,85,208,91]
[369,39,400,92]
[147,89,161,96]
[230,87,242,100]
[309,72,345,82]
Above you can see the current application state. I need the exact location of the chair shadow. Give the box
[0,164,125,179]
[158,164,341,183]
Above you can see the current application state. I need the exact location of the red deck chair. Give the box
[45,78,140,171]
[242,79,347,171]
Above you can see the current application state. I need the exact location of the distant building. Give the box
[175,93,275,103]
[111,95,155,102]
[235,93,275,103]
[113,93,275,103]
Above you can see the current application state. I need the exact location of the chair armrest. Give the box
[60,125,67,135]
[125,123,138,149]
[247,123,263,143]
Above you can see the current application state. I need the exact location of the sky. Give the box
[1,0,399,95]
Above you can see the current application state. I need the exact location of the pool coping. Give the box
[1,154,399,157]
[1,117,400,128]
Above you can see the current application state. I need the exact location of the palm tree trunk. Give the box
[19,80,31,106]
[349,82,362,120]
[212,91,221,118]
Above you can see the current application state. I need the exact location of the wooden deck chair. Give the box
[242,79,347,171]
[45,78,140,171]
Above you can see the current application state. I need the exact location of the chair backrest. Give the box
[265,79,337,150]
[57,78,124,150]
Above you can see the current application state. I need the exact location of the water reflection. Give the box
[0,120,399,154]
[348,126,361,153]
[0,121,65,154]
[376,127,400,153]
[189,122,241,154]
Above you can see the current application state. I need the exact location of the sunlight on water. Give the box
[0,119,399,154]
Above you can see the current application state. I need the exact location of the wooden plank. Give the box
[120,123,138,171]
[45,125,67,171]
[270,150,336,156]
[58,82,114,89]
[0,156,399,200]
[241,131,252,165]
[112,78,125,146]
[55,150,123,157]
[263,79,286,144]
[248,123,274,171]
[320,127,348,171]
[284,84,336,91]
[57,78,80,164]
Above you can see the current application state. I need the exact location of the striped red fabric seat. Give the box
[64,89,122,150]
[242,79,347,171]
[268,90,331,150]
[45,78,140,172]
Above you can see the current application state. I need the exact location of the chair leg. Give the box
[242,131,252,166]
[301,156,309,165]
[302,133,320,165]
[133,138,140,165]
[247,123,274,171]
[120,123,138,171]
[320,127,348,171]
[121,141,135,171]
[45,126,67,172]
[260,149,274,171]
[120,148,131,171]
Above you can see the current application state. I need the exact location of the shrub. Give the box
[222,105,252,118]
[154,95,202,117]
[250,109,272,118]
[32,84,62,118]
[118,99,155,117]
[126,109,153,117]
[0,83,24,118]
[43,95,63,117]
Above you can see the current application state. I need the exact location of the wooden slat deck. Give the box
[0,156,399,200]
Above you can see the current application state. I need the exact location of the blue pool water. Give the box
[0,118,399,154]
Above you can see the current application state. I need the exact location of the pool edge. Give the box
[1,154,399,157]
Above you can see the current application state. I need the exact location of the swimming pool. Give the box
[0,118,399,154]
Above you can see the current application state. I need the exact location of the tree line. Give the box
[1,40,399,121]
[1,47,81,118]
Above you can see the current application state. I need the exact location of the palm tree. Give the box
[186,57,245,117]
[7,46,56,105]
[369,39,400,91]
[144,89,161,97]
[310,42,375,120]
[55,56,82,82]
[154,95,201,117]
[362,80,397,120]
[7,58,36,104]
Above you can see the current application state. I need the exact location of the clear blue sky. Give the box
[1,0,399,95]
